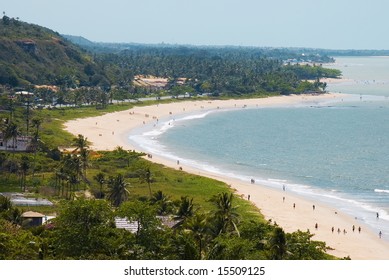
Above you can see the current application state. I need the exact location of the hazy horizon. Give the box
[3,0,389,50]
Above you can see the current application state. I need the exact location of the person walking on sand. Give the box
[313,205,315,211]
[293,203,295,209]
[315,223,318,230]
[358,226,361,233]
[332,226,334,233]
[283,184,286,191]
[352,225,355,232]
[379,231,382,238]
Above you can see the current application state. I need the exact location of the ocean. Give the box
[128,56,389,240]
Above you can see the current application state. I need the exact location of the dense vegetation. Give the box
[0,16,107,87]
[1,16,340,98]
[97,47,340,96]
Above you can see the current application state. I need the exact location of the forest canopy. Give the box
[1,16,340,97]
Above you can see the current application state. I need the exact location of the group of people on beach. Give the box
[278,183,386,239]
[331,225,361,235]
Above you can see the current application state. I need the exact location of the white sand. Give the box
[64,94,389,259]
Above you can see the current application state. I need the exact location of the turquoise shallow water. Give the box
[129,56,389,240]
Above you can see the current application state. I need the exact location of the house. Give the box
[0,133,32,151]
[21,211,45,227]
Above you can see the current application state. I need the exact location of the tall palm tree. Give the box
[107,174,130,207]
[93,172,105,198]
[72,134,89,180]
[59,154,82,198]
[210,192,240,236]
[31,118,42,177]
[19,155,30,192]
[139,167,153,197]
[184,213,209,259]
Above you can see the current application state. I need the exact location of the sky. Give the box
[2,0,389,49]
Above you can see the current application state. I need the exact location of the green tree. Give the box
[286,230,331,260]
[51,199,123,259]
[107,174,130,207]
[59,154,82,198]
[0,219,40,259]
[19,155,30,191]
[118,200,168,259]
[150,190,173,215]
[210,192,240,236]
[174,196,195,228]
[93,172,106,199]
[268,226,289,260]
[207,235,254,260]
[138,167,153,197]
[30,117,42,176]
[72,134,89,180]
[2,121,19,151]
[184,213,209,259]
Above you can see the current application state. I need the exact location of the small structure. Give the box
[115,217,139,233]
[11,195,53,206]
[0,134,32,151]
[21,211,45,227]
[115,216,179,233]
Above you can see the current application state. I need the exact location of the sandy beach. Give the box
[64,93,389,260]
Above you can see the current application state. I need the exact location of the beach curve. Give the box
[64,93,389,259]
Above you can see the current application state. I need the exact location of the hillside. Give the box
[0,16,106,87]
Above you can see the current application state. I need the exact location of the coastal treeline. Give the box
[1,15,340,99]
[97,47,339,96]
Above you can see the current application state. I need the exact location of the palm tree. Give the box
[3,121,19,151]
[72,134,89,180]
[269,227,289,260]
[31,118,42,177]
[79,148,90,181]
[19,156,30,192]
[59,154,82,198]
[93,172,105,198]
[150,190,172,215]
[139,167,153,197]
[0,195,12,211]
[174,196,195,228]
[107,174,130,207]
[184,213,209,259]
[210,192,240,236]
[73,134,89,151]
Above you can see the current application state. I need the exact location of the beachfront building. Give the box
[0,133,32,151]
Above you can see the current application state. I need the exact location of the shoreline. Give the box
[64,93,389,259]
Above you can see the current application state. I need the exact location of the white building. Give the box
[0,134,32,151]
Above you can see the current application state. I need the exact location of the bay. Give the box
[130,56,389,239]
